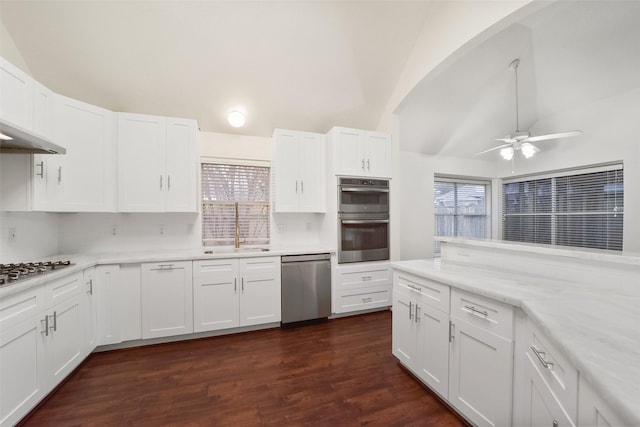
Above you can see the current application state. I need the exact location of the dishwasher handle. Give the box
[281,253,331,263]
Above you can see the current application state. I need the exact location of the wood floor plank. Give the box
[19,310,468,426]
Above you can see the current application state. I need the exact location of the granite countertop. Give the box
[392,258,640,426]
[0,246,335,299]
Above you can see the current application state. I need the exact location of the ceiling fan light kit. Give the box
[474,58,582,160]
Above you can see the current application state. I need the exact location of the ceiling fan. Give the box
[475,58,582,161]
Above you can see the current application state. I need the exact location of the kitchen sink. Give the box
[204,247,270,254]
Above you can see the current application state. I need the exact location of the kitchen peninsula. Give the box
[392,238,640,426]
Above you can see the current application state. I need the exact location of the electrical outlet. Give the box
[8,228,16,242]
[111,225,118,236]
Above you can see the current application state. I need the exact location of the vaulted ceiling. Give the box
[0,1,434,137]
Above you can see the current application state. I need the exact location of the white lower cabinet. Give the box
[141,261,193,339]
[334,262,392,314]
[94,265,123,346]
[578,377,625,427]
[392,271,450,398]
[193,257,281,333]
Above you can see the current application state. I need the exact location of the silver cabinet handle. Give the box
[415,304,420,323]
[301,180,303,193]
[241,277,244,293]
[160,175,163,189]
[167,175,171,190]
[157,264,174,269]
[361,275,372,282]
[463,305,489,318]
[449,321,455,342]
[41,316,49,336]
[234,278,237,293]
[57,166,62,183]
[367,159,370,170]
[407,284,421,292]
[409,301,413,320]
[362,297,372,303]
[50,311,57,332]
[531,345,554,369]
[36,161,44,178]
[87,278,93,295]
[295,181,298,193]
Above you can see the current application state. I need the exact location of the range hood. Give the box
[0,118,66,154]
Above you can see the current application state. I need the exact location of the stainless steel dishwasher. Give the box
[281,253,331,327]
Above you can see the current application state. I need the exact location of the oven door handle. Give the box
[341,219,390,224]
[340,187,389,193]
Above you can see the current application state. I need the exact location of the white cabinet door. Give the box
[94,265,122,346]
[117,113,198,212]
[391,291,417,368]
[449,317,513,427]
[193,259,240,332]
[272,129,325,213]
[117,113,166,212]
[521,353,576,427]
[119,264,142,342]
[141,261,193,339]
[0,57,33,130]
[333,127,365,177]
[364,131,391,178]
[165,118,197,212]
[578,377,625,427]
[0,290,47,427]
[50,95,116,212]
[33,81,54,139]
[239,257,281,326]
[416,303,450,398]
[46,291,84,389]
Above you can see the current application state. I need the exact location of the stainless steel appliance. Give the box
[338,177,389,213]
[338,177,390,264]
[0,260,72,286]
[281,253,331,327]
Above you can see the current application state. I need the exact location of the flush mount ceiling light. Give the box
[227,110,246,128]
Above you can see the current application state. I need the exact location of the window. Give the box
[201,163,270,247]
[502,164,623,251]
[434,178,490,255]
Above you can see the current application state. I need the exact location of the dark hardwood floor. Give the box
[20,310,467,426]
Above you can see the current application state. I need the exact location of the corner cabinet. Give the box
[193,257,281,332]
[272,129,326,213]
[327,127,391,178]
[117,113,198,212]
[33,95,116,212]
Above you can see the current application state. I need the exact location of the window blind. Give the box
[201,163,270,246]
[434,179,489,254]
[502,165,623,250]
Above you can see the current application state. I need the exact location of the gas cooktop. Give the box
[0,260,72,286]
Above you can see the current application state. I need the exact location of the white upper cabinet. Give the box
[33,95,116,212]
[0,57,34,131]
[117,113,197,212]
[32,81,55,139]
[328,126,391,178]
[272,129,326,213]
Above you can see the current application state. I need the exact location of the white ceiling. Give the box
[0,1,435,137]
[396,0,640,157]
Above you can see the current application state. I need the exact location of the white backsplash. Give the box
[0,212,59,263]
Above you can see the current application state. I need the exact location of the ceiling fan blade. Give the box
[526,130,582,143]
[473,143,512,156]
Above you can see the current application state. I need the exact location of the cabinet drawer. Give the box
[451,288,513,338]
[525,319,578,423]
[0,287,44,332]
[334,285,391,314]
[46,272,83,307]
[193,258,238,282]
[240,256,280,277]
[336,262,391,290]
[394,271,450,314]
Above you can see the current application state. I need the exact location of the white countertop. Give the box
[392,258,640,426]
[0,246,334,299]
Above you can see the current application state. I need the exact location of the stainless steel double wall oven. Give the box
[338,177,390,263]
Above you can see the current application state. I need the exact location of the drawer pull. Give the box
[361,275,372,281]
[531,345,554,369]
[463,305,489,318]
[449,321,455,342]
[415,305,420,323]
[407,284,421,292]
[409,301,413,320]
[362,297,372,303]
[157,264,174,269]
[41,316,49,336]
